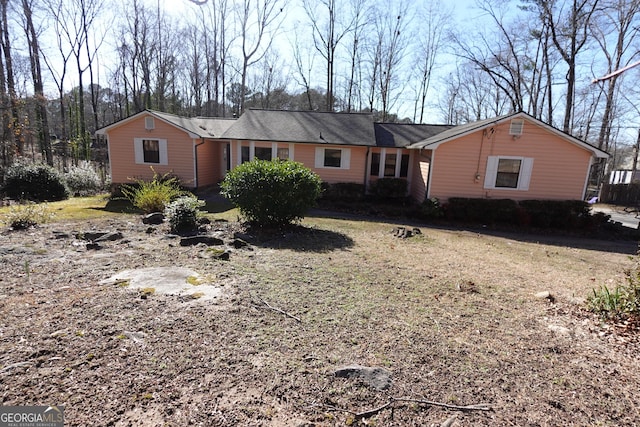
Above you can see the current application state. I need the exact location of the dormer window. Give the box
[509,119,524,136]
[145,116,155,130]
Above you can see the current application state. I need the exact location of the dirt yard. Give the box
[0,212,638,426]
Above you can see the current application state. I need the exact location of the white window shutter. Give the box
[484,156,499,189]
[158,139,168,165]
[518,158,533,190]
[134,138,144,164]
[314,147,323,168]
[341,148,351,169]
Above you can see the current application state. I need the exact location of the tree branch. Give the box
[314,396,492,421]
[254,296,301,322]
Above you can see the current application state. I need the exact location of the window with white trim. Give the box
[277,147,289,160]
[484,156,533,190]
[241,146,250,163]
[315,147,351,169]
[384,153,396,177]
[254,146,272,161]
[134,138,168,165]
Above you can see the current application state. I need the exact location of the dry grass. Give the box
[0,210,638,426]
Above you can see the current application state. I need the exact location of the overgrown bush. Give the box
[321,182,365,201]
[421,197,444,219]
[65,161,103,195]
[164,195,205,233]
[588,258,640,321]
[220,159,322,227]
[2,202,54,229]
[121,171,186,214]
[370,178,408,199]
[4,161,69,202]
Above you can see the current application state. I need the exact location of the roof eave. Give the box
[408,112,610,159]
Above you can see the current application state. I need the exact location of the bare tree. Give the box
[199,0,232,116]
[438,63,510,124]
[0,0,22,158]
[21,0,53,165]
[250,50,289,109]
[236,0,283,114]
[49,0,104,159]
[412,0,450,123]
[291,28,318,110]
[303,0,354,111]
[343,0,368,112]
[42,0,76,166]
[590,0,640,151]
[372,2,410,121]
[528,0,600,132]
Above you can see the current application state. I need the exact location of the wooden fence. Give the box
[600,183,640,206]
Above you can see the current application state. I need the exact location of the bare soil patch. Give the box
[0,214,638,426]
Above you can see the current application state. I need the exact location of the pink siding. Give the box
[229,140,368,185]
[196,139,224,187]
[107,113,197,187]
[428,118,593,201]
[410,153,430,202]
[296,144,368,184]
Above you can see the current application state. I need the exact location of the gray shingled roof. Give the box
[408,114,512,149]
[221,109,376,146]
[374,123,454,148]
[151,110,236,138]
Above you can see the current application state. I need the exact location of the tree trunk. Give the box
[0,0,22,156]
[22,0,53,165]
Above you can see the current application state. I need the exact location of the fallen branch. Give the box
[395,397,492,412]
[254,296,301,323]
[314,396,491,420]
[1,361,33,373]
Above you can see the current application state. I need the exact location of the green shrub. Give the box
[220,159,322,227]
[588,258,640,321]
[321,182,365,201]
[518,200,590,229]
[65,161,103,195]
[444,198,518,224]
[370,178,408,199]
[121,172,186,214]
[4,161,69,202]
[164,195,205,233]
[2,202,55,229]
[421,197,444,219]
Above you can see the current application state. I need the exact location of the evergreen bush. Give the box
[420,197,444,219]
[370,178,408,199]
[65,161,103,195]
[321,182,365,201]
[164,195,205,233]
[220,159,322,227]
[4,161,69,202]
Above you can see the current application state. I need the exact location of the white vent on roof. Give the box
[509,118,524,136]
[145,116,155,130]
